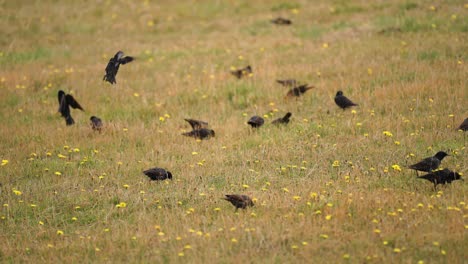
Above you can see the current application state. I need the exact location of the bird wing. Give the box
[120,56,134,65]
[66,95,84,111]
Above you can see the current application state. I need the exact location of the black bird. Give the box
[418,168,462,190]
[90,116,103,132]
[223,194,254,212]
[276,79,297,87]
[271,17,292,25]
[182,128,215,140]
[408,151,449,173]
[103,51,134,84]
[247,115,265,128]
[143,167,173,181]
[286,84,315,97]
[231,65,252,79]
[184,118,208,130]
[58,90,84,126]
[272,112,292,125]
[457,118,468,131]
[334,90,358,110]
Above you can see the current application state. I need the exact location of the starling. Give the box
[103,51,134,84]
[408,151,449,173]
[271,17,292,25]
[143,167,173,181]
[223,194,254,212]
[457,118,468,131]
[418,168,462,190]
[231,65,252,79]
[58,90,84,126]
[334,90,358,110]
[272,112,292,125]
[286,84,315,97]
[182,128,215,140]
[247,115,265,128]
[90,116,103,132]
[276,79,297,87]
[184,118,209,130]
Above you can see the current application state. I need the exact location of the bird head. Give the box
[209,129,215,137]
[167,171,173,180]
[336,91,343,96]
[434,151,449,160]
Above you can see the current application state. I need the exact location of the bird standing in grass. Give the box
[58,90,84,126]
[247,115,265,128]
[272,112,292,125]
[103,51,134,84]
[231,65,252,79]
[286,84,315,97]
[334,91,358,110]
[143,167,173,181]
[408,151,449,174]
[418,168,462,191]
[457,118,468,131]
[90,116,103,132]
[182,128,215,140]
[271,17,292,25]
[223,194,254,212]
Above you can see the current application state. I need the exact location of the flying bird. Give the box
[334,90,358,110]
[418,168,462,190]
[184,118,208,130]
[247,115,265,128]
[408,151,449,174]
[272,112,292,125]
[223,194,254,212]
[182,128,215,140]
[57,90,84,126]
[286,84,315,97]
[231,65,252,79]
[143,167,173,181]
[271,17,292,25]
[457,118,468,131]
[90,116,103,132]
[103,51,134,84]
[276,79,298,87]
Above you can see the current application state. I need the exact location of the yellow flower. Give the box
[332,160,340,167]
[55,171,62,176]
[393,248,401,253]
[392,164,402,172]
[116,202,127,208]
[1,159,8,166]
[57,230,64,235]
[383,131,393,137]
[12,189,22,196]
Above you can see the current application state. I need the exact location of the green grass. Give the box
[0,0,467,263]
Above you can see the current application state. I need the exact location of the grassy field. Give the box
[0,0,467,262]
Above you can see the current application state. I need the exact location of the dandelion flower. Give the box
[57,230,64,235]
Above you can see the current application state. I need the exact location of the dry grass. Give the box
[0,0,467,263]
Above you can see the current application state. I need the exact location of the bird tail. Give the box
[283,112,292,121]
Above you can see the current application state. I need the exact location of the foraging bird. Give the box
[90,116,103,132]
[247,115,265,128]
[334,91,358,110]
[182,128,215,140]
[276,79,297,87]
[286,84,315,97]
[143,167,173,181]
[57,90,84,126]
[184,118,208,130]
[408,151,449,173]
[457,118,468,131]
[272,112,292,125]
[223,194,254,212]
[103,51,134,84]
[418,168,462,190]
[271,17,292,25]
[231,65,252,79]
